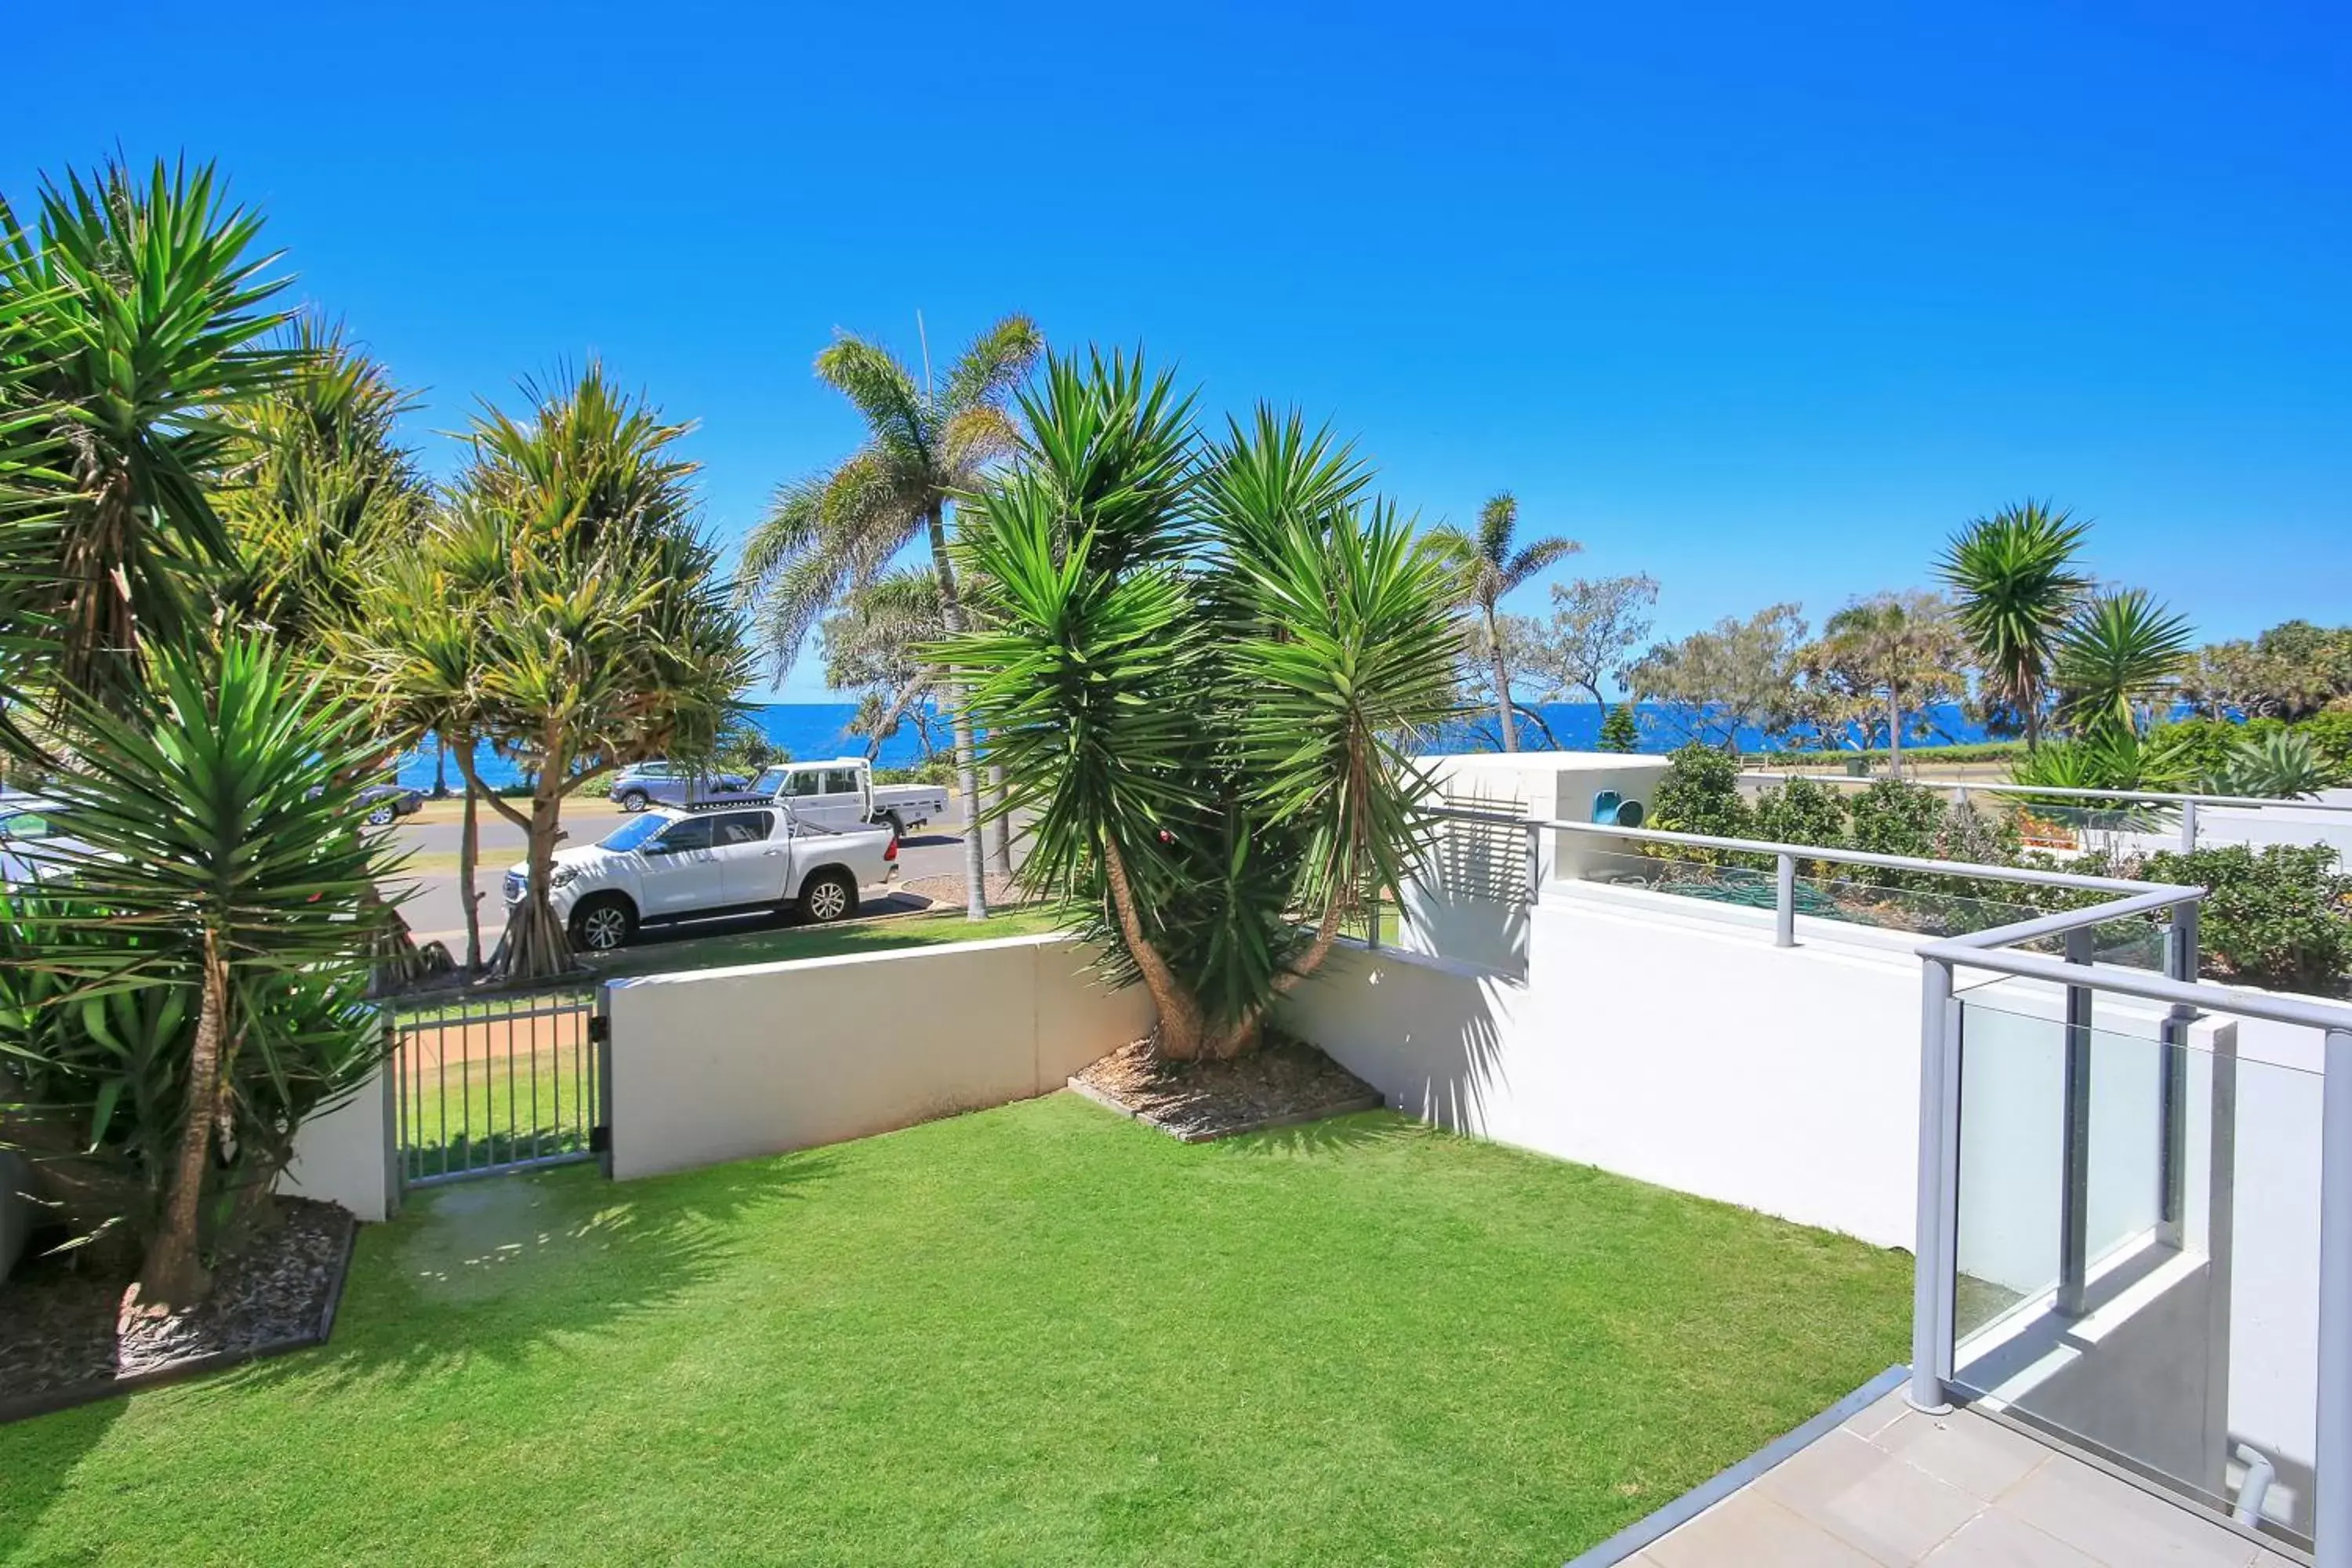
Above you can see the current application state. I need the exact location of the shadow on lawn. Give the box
[221,1149,841,1399]
[0,1398,122,1560]
[1210,1109,1426,1160]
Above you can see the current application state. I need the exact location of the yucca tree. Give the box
[2053,588,2194,739]
[368,366,751,978]
[1936,501,2092,750]
[738,316,1044,917]
[940,350,1464,1058]
[0,158,299,717]
[11,635,394,1308]
[1432,492,1579,751]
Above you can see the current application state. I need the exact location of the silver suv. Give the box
[608,761,750,813]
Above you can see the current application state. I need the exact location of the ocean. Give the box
[394,701,1995,793]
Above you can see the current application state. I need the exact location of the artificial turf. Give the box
[0,1094,1909,1566]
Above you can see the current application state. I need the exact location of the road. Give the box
[383,791,1014,956]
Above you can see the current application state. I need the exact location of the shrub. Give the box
[2299,711,2352,777]
[1751,775,1848,848]
[1650,742,1750,839]
[1847,778,1948,858]
[2141,844,2352,995]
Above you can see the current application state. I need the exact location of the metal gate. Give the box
[390,983,604,1187]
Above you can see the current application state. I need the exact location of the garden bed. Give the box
[0,1197,355,1423]
[1069,1033,1383,1142]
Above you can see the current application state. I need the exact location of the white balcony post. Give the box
[2180,798,2200,852]
[1910,956,1958,1412]
[2318,1025,2352,1568]
[1774,853,1797,948]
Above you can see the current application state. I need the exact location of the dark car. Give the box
[358,784,424,826]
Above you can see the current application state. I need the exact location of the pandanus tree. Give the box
[1432,492,1579,752]
[738,315,1044,917]
[358,366,751,978]
[938,350,1465,1059]
[1936,501,2092,750]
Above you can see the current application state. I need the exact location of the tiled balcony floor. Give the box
[1624,1392,2300,1567]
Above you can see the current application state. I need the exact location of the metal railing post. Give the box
[2158,902,2199,1248]
[2180,798,2199,852]
[1910,956,1959,1413]
[1774,853,1797,948]
[1523,822,1541,902]
[2318,1026,2352,1568]
[2057,926,2095,1317]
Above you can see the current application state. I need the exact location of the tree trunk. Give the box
[1102,834,1204,1058]
[1886,693,1903,775]
[505,784,572,977]
[136,928,229,1312]
[459,769,483,975]
[924,501,990,921]
[458,749,570,978]
[988,763,1013,875]
[432,741,450,800]
[1487,608,1516,752]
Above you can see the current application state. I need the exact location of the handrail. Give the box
[1920,940,2352,1032]
[1425,804,2165,897]
[1739,769,2352,815]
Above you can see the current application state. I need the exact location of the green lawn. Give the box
[1,1097,1910,1567]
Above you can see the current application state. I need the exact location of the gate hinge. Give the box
[587,1015,610,1044]
[589,1124,612,1153]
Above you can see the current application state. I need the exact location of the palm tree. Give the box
[0,158,300,717]
[2052,588,2194,738]
[1433,492,1579,751]
[1936,501,2092,750]
[737,316,1044,918]
[1806,591,1966,771]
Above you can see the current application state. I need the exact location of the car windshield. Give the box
[598,815,670,852]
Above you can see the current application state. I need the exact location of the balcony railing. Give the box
[1413,800,2352,1565]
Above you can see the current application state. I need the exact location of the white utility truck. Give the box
[728,759,950,837]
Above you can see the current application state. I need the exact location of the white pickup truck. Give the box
[506,801,898,952]
[723,758,951,838]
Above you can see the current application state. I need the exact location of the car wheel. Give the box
[799,868,857,924]
[617,789,651,813]
[365,804,397,826]
[571,895,637,953]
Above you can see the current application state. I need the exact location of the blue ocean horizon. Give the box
[394,701,1996,793]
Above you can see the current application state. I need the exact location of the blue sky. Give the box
[9,1,2346,701]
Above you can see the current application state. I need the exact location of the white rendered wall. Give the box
[604,935,1153,1181]
[1282,891,1926,1247]
[277,1065,395,1223]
